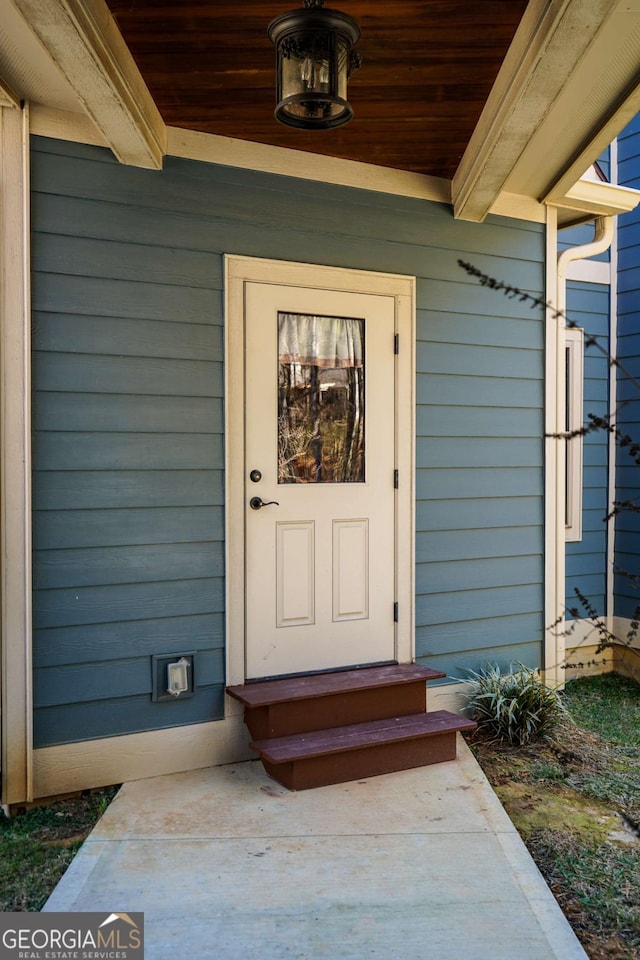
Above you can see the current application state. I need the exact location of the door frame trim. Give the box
[224,256,416,689]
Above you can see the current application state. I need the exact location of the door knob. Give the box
[249,496,279,510]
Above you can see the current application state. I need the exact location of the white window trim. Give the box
[565,326,584,542]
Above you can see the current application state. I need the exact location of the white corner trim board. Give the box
[544,205,564,689]
[0,103,33,806]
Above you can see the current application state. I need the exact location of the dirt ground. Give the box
[466,722,639,960]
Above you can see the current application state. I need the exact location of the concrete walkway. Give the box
[44,738,587,959]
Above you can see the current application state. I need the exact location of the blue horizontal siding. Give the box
[417,437,541,469]
[34,613,224,668]
[34,433,222,471]
[33,352,222,397]
[33,470,222,510]
[417,311,542,350]
[416,527,542,563]
[417,373,542,408]
[33,394,223,434]
[32,139,228,747]
[34,649,224,708]
[417,555,541,594]
[417,341,540,379]
[33,313,222,360]
[32,273,221,325]
[418,466,542,500]
[614,121,640,622]
[32,233,219,288]
[417,631,542,678]
[416,198,544,680]
[417,584,541,624]
[34,578,224,630]
[417,405,541,437]
[415,496,542,531]
[32,135,546,745]
[417,611,542,659]
[35,542,224,590]
[565,278,610,619]
[33,687,225,747]
[34,507,223,549]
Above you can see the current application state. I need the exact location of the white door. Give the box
[244,281,397,679]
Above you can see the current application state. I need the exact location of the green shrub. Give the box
[462,662,566,745]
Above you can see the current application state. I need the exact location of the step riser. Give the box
[244,681,427,739]
[262,732,458,791]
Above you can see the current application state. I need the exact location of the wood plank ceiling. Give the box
[105,0,528,180]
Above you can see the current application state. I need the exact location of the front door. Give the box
[244,280,397,679]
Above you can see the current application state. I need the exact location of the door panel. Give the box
[245,281,396,679]
[332,519,369,621]
[276,521,315,627]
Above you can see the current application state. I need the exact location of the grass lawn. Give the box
[467,672,640,960]
[0,788,118,911]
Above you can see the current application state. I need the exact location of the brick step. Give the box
[226,663,446,739]
[251,711,477,791]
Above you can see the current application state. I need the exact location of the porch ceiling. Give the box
[3,0,640,222]
[102,0,527,183]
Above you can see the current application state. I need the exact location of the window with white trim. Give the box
[565,326,584,541]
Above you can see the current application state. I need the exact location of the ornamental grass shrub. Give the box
[463,662,566,746]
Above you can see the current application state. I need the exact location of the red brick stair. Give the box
[227,663,476,790]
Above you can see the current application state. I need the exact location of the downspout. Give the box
[553,215,614,682]
[557,216,613,287]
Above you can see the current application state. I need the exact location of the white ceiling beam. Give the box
[452,0,640,222]
[12,0,166,168]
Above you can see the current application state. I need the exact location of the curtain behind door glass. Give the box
[278,312,365,483]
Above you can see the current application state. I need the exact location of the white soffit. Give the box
[453,0,640,222]
[0,0,82,112]
[510,1,640,204]
[7,0,165,168]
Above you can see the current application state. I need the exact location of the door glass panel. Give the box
[278,312,365,483]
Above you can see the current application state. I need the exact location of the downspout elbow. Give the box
[557,216,613,287]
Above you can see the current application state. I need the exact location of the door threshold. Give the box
[245,660,399,684]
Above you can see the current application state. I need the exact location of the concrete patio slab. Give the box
[44,738,588,960]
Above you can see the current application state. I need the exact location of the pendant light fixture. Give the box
[268,0,362,130]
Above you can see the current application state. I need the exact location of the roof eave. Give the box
[7,0,165,168]
[453,0,640,223]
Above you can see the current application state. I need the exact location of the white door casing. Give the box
[225,257,415,687]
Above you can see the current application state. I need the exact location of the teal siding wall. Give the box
[564,281,610,618]
[415,240,544,677]
[32,139,226,746]
[615,116,640,620]
[31,136,545,746]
